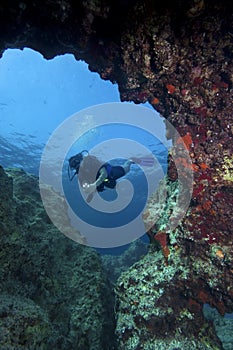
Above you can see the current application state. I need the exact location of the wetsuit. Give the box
[96,163,126,192]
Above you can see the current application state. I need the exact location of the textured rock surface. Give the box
[0,167,115,349]
[115,250,223,350]
[101,240,148,285]
[0,0,232,348]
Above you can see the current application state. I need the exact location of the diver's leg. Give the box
[109,161,134,184]
[121,160,134,174]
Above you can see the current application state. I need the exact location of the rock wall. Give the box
[0,167,115,349]
[0,1,232,349]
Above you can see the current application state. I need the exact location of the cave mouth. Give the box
[0,47,168,174]
[0,47,170,255]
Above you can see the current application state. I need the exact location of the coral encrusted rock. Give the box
[0,0,232,348]
[0,167,115,349]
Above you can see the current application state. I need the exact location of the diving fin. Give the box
[131,156,155,167]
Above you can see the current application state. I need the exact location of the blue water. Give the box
[62,123,168,251]
[0,48,170,254]
[0,48,121,173]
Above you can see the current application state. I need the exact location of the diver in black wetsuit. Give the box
[68,151,134,202]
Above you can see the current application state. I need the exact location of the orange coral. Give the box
[191,163,200,172]
[175,157,197,172]
[177,132,193,151]
[151,97,159,105]
[196,200,212,212]
[162,245,170,260]
[166,84,176,94]
[202,200,212,211]
[154,231,170,263]
[215,248,224,259]
[199,163,209,170]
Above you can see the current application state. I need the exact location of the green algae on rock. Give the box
[115,250,223,350]
[0,167,115,349]
[0,295,52,349]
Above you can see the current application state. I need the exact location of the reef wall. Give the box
[0,167,115,349]
[0,0,232,349]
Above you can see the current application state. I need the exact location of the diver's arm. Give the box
[82,167,107,194]
[94,167,107,186]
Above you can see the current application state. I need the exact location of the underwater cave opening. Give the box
[0,47,170,257]
[0,47,121,173]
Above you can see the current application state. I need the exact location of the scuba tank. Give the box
[68,150,89,181]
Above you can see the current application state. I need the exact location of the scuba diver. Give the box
[68,150,154,202]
